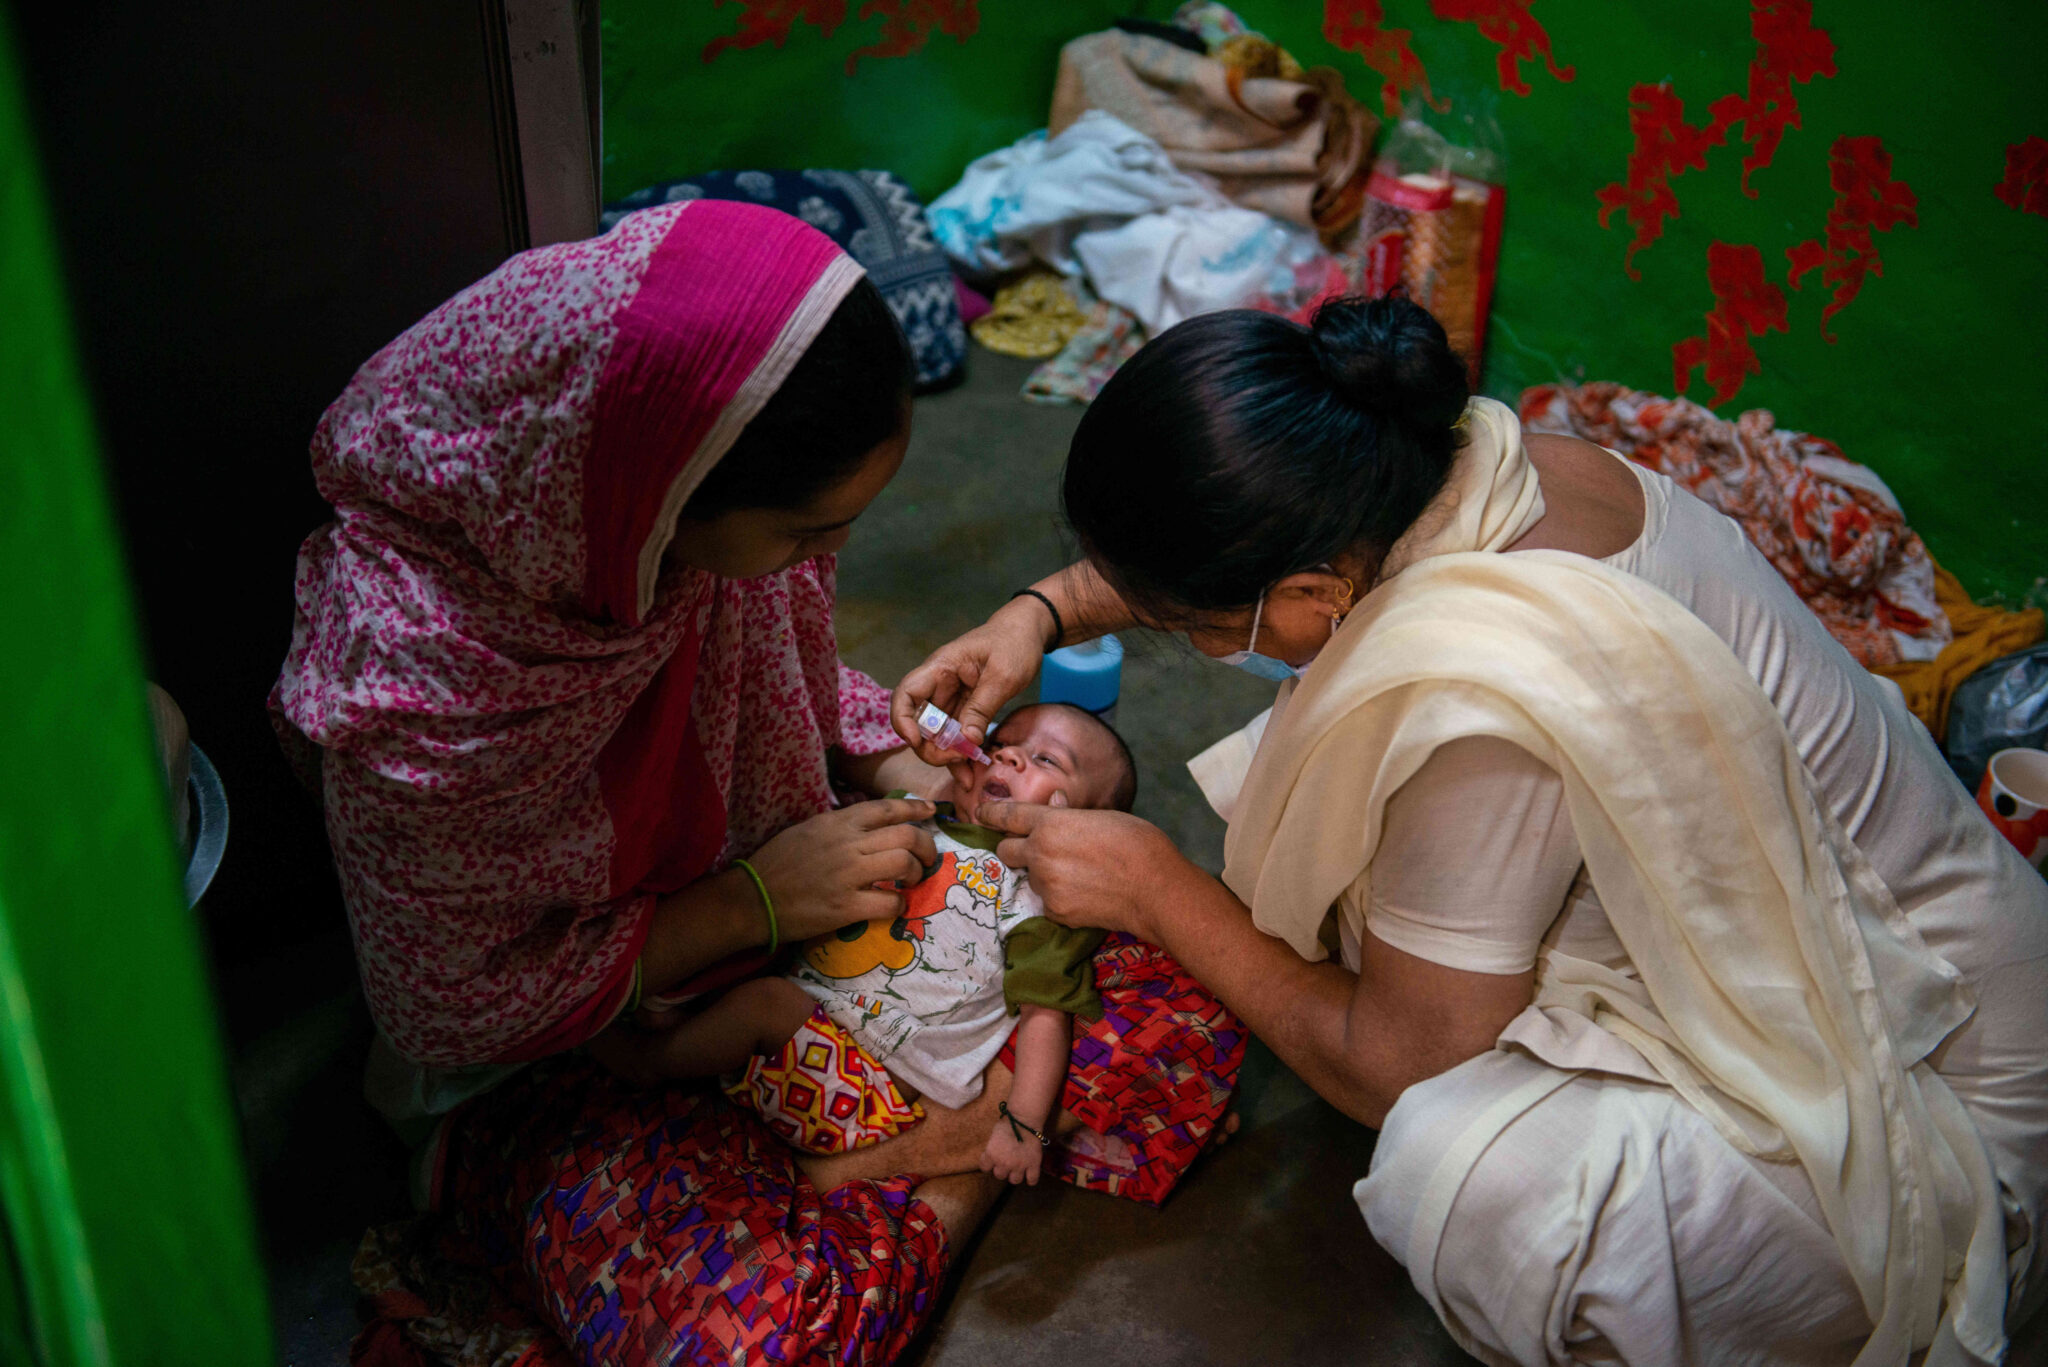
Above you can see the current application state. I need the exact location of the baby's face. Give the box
[951,705,1120,823]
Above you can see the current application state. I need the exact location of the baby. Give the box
[647,702,1137,1184]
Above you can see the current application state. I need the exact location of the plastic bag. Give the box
[1355,112,1505,386]
[1945,642,2048,794]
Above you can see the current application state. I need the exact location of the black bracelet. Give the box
[997,1100,1052,1147]
[1008,588,1065,652]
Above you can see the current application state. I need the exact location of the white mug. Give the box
[1978,747,2048,869]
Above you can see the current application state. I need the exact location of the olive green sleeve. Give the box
[1001,918,1107,1020]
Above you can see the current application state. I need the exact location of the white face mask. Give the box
[1217,591,1323,681]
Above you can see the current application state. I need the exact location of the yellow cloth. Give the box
[1212,33,1305,82]
[969,271,1090,358]
[1874,565,2045,740]
[1219,399,2009,1362]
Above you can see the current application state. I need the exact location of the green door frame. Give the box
[0,11,273,1364]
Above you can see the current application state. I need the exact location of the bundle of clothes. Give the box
[601,5,1504,403]
[928,2,1505,401]
[1521,382,2045,741]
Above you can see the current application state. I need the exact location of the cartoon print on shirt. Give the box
[802,851,1003,982]
[783,819,1059,1105]
[803,913,920,979]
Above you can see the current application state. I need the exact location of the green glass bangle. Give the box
[733,858,777,956]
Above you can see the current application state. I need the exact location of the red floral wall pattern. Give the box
[1596,83,1729,281]
[1995,137,2048,218]
[1672,241,1787,404]
[1786,136,1919,342]
[1322,0,1437,117]
[1315,0,1885,406]
[1583,0,1926,404]
[849,0,977,69]
[1715,0,1836,197]
[703,0,978,74]
[1428,0,1574,98]
[701,0,845,63]
[1323,0,1572,116]
[1594,0,1833,280]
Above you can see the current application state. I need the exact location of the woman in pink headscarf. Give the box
[273,201,968,1363]
[275,199,941,1076]
[275,201,1241,1365]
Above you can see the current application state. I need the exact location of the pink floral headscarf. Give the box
[271,202,900,1067]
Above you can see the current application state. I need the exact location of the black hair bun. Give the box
[1308,295,1469,433]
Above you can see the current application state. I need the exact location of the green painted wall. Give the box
[604,1,2046,601]
[0,12,272,1364]
[602,1,1126,205]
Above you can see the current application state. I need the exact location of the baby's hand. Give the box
[980,1118,1045,1185]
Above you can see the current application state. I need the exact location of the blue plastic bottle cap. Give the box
[1041,634,1124,714]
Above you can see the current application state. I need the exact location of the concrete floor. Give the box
[256,348,2048,1365]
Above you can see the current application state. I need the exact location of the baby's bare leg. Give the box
[798,1061,1097,1189]
[657,976,816,1074]
[799,1068,1009,1190]
[589,977,814,1086]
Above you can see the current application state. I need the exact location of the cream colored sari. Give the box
[1209,397,2008,1363]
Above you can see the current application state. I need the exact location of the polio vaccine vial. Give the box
[916,702,993,766]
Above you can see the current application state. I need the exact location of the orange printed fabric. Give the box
[725,1007,923,1154]
[1520,381,1951,669]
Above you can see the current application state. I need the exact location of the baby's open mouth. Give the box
[981,777,1011,802]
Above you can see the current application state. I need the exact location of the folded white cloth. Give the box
[928,111,1326,333]
[928,111,1215,276]
[1073,202,1323,333]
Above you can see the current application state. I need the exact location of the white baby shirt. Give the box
[786,811,1101,1109]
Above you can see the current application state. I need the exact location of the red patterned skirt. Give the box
[1000,934,1246,1205]
[353,934,1244,1365]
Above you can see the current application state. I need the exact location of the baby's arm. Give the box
[981,1004,1070,1184]
[589,976,815,1087]
[834,746,958,800]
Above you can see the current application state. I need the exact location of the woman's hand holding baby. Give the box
[642,804,933,999]
[746,798,940,939]
[975,803,1201,943]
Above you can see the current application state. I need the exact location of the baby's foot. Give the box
[1210,1110,1242,1147]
